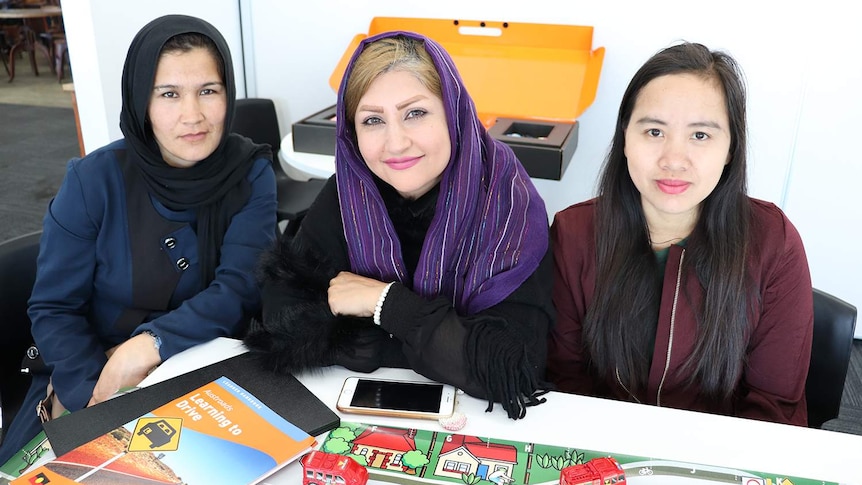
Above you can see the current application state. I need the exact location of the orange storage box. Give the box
[292,17,605,180]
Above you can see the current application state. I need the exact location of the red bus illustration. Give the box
[560,456,626,485]
[301,450,369,485]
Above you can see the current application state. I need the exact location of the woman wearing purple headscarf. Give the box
[245,32,553,419]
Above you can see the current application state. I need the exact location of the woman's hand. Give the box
[328,271,389,318]
[88,333,162,406]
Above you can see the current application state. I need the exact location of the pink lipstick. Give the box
[657,179,690,195]
[385,156,421,171]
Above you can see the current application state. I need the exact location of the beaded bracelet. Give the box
[373,282,395,326]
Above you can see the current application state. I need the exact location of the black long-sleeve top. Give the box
[244,176,555,419]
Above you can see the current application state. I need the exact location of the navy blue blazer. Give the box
[27,139,277,411]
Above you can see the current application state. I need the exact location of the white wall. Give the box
[244,0,811,212]
[61,0,246,154]
[65,0,861,334]
[782,15,862,333]
[244,0,861,333]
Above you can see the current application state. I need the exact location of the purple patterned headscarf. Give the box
[335,30,548,315]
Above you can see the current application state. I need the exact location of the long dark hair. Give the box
[585,42,751,399]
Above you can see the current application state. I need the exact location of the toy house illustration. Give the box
[435,434,517,482]
[351,425,419,473]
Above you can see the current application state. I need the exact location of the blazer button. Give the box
[176,257,190,271]
[164,237,177,249]
[26,345,40,360]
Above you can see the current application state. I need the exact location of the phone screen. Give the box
[350,379,443,413]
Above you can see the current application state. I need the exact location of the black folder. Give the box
[43,352,340,456]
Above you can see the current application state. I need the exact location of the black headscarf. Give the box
[119,14,271,286]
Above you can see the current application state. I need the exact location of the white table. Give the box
[279,131,335,180]
[141,338,862,485]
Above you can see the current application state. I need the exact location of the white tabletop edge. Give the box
[279,131,336,180]
[145,338,862,485]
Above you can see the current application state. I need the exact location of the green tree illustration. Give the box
[401,450,429,470]
[322,437,351,454]
[330,426,358,441]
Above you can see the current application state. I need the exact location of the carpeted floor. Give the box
[0,103,76,242]
[824,339,862,434]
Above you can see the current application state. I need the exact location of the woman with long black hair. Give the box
[548,42,813,426]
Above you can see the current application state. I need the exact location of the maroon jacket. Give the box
[547,197,813,426]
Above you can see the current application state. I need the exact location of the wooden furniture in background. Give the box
[62,82,85,157]
[0,5,62,82]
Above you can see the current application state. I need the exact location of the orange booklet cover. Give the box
[14,376,316,485]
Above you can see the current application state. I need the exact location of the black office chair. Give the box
[233,98,326,236]
[805,288,857,429]
[0,231,41,444]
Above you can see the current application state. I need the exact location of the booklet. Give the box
[12,376,316,485]
[44,352,339,457]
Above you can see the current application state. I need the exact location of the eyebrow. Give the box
[152,81,224,91]
[357,104,383,114]
[357,95,428,114]
[396,95,426,110]
[633,116,723,130]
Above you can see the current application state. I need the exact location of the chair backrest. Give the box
[0,231,41,435]
[806,288,858,428]
[233,97,283,163]
[233,97,326,231]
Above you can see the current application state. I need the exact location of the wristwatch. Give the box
[142,330,162,350]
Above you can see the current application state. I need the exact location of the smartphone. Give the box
[336,377,456,420]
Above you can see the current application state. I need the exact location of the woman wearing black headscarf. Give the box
[0,15,276,465]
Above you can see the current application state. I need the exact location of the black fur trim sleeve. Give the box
[243,235,384,374]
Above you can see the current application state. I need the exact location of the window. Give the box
[392,454,403,465]
[444,460,471,473]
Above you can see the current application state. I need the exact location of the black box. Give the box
[291,105,337,156]
[488,118,579,181]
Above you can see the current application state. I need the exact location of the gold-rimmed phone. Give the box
[336,377,456,420]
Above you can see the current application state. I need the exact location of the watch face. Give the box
[144,331,162,350]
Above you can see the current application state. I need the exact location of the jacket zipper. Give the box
[656,248,685,407]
